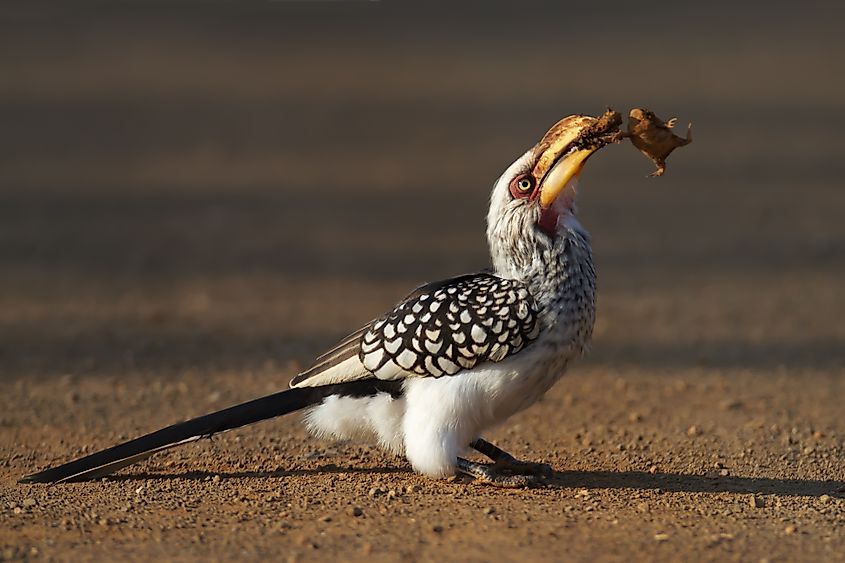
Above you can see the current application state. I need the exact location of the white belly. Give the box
[302,343,569,478]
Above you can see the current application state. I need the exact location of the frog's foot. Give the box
[648,162,667,177]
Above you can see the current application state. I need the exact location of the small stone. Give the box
[483,506,495,515]
[432,525,444,533]
[654,533,670,542]
[22,498,37,508]
[212,475,222,483]
[13,507,22,515]
[318,515,332,523]
[719,469,730,477]
[387,489,398,499]
[648,465,658,474]
[406,484,421,494]
[720,399,743,411]
[368,487,384,498]
[349,506,364,517]
[784,525,797,535]
[98,518,110,527]
[750,496,765,509]
[819,495,831,504]
[686,425,699,437]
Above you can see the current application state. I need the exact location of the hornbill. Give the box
[22,113,617,487]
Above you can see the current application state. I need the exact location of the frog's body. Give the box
[626,108,692,177]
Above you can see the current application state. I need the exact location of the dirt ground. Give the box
[2,5,845,562]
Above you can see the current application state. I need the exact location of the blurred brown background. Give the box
[1,2,843,379]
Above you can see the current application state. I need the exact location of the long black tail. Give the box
[20,379,402,484]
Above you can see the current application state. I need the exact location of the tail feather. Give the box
[20,379,402,484]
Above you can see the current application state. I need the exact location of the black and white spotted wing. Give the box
[359,273,540,379]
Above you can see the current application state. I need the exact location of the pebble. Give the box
[22,498,37,508]
[406,484,421,494]
[432,525,444,533]
[654,533,670,542]
[318,515,332,523]
[750,496,765,509]
[483,506,495,515]
[819,495,830,504]
[212,475,222,484]
[784,525,797,535]
[349,507,364,517]
[368,487,385,498]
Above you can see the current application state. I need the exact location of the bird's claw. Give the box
[456,457,550,488]
[479,472,545,488]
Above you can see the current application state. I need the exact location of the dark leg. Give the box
[470,438,553,477]
[455,458,541,488]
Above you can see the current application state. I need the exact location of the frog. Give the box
[625,108,692,177]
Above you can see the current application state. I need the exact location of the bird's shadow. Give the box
[544,470,845,498]
[101,465,845,498]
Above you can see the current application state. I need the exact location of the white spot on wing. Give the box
[362,348,385,371]
[384,338,402,354]
[437,357,460,374]
[424,340,442,354]
[395,349,418,370]
[424,356,443,377]
[425,329,441,341]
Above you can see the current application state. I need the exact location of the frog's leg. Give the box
[648,158,667,177]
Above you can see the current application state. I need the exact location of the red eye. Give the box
[509,174,535,199]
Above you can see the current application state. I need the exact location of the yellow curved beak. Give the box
[538,148,597,209]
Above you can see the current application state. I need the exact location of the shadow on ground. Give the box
[84,467,845,499]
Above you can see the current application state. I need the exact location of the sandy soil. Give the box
[2,5,845,562]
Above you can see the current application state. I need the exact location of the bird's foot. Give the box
[455,458,545,488]
[470,438,554,478]
[665,117,678,128]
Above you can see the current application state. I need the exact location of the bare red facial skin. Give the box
[509,174,537,200]
[511,173,558,235]
[537,207,559,236]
